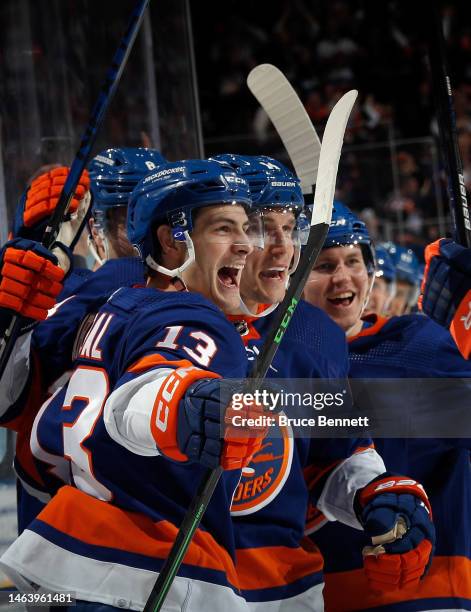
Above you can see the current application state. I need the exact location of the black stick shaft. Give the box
[143,222,329,612]
[0,0,150,375]
[427,0,471,246]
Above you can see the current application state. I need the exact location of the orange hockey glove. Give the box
[13,167,90,241]
[0,238,65,321]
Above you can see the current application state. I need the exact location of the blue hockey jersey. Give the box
[1,287,252,610]
[228,301,383,610]
[312,313,471,611]
[2,258,145,531]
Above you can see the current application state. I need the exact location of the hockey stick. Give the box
[426,0,471,246]
[0,0,151,375]
[143,80,358,612]
[247,64,321,197]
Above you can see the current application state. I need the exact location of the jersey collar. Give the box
[348,314,389,343]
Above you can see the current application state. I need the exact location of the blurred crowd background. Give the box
[193,0,471,262]
[1,0,471,261]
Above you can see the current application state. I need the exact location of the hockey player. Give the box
[364,243,396,316]
[87,148,165,267]
[0,159,269,611]
[3,148,166,533]
[382,241,421,316]
[304,203,470,610]
[215,156,435,608]
[420,237,471,359]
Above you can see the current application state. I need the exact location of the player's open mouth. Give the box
[327,291,355,307]
[218,265,243,289]
[260,267,286,281]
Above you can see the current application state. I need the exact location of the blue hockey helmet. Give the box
[209,154,308,315]
[127,159,254,277]
[373,244,396,283]
[88,147,166,216]
[210,154,305,215]
[381,242,420,286]
[324,201,375,274]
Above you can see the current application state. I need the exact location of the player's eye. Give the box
[347,256,363,268]
[314,262,334,273]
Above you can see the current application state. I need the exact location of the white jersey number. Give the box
[156,326,217,367]
[62,366,112,501]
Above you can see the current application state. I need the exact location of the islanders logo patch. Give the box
[230,419,293,516]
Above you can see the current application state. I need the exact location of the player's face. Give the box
[89,209,134,266]
[303,245,370,336]
[182,204,253,312]
[388,280,414,316]
[239,210,296,310]
[365,276,392,316]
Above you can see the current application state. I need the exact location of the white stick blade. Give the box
[312,90,358,227]
[247,64,321,195]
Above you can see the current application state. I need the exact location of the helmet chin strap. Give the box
[87,234,106,267]
[87,225,113,267]
[237,298,280,318]
[145,230,195,289]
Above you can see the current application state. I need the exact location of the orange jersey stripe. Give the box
[323,556,471,611]
[348,315,389,342]
[236,538,323,590]
[37,486,240,589]
[305,508,328,533]
[128,353,196,374]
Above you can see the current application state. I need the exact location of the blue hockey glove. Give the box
[178,378,268,470]
[420,238,471,358]
[356,475,435,592]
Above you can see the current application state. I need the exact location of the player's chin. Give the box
[326,302,362,331]
[265,285,285,305]
[213,283,241,313]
